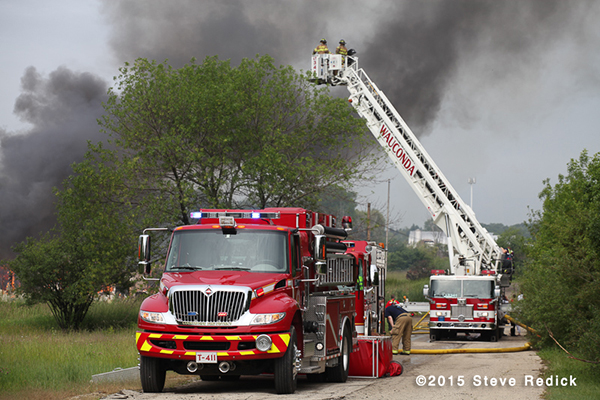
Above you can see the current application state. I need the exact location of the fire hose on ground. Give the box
[410,342,531,354]
[406,314,537,354]
[504,314,540,336]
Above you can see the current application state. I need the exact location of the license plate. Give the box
[196,352,217,363]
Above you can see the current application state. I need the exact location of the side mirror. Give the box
[314,235,326,262]
[138,234,152,274]
[423,284,429,298]
[313,235,327,276]
[494,286,501,298]
[372,269,379,286]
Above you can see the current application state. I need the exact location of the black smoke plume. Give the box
[102,0,595,132]
[0,66,107,259]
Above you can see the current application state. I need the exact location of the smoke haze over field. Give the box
[1,0,600,258]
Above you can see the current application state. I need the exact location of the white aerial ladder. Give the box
[312,53,511,285]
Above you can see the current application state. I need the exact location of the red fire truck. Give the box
[343,240,387,336]
[136,208,386,394]
[312,51,513,341]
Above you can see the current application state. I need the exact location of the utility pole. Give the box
[367,203,371,241]
[386,179,390,252]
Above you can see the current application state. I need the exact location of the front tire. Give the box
[140,355,166,393]
[326,325,350,383]
[274,326,299,394]
[489,328,500,342]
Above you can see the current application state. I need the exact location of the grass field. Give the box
[537,347,600,400]
[384,270,428,302]
[0,299,145,400]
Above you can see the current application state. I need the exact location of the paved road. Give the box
[101,329,544,400]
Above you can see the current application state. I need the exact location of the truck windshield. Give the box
[165,229,288,273]
[430,280,461,298]
[463,280,494,298]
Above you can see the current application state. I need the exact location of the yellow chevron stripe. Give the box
[148,333,162,339]
[200,336,214,341]
[140,340,152,352]
[225,336,241,341]
[173,335,189,340]
[267,343,281,353]
[185,352,196,356]
[239,351,256,356]
[217,352,228,356]
[160,350,174,354]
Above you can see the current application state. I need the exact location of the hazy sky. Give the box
[1,0,600,257]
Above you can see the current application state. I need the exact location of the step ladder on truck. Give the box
[311,51,514,342]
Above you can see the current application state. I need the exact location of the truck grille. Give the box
[451,304,473,319]
[169,287,250,325]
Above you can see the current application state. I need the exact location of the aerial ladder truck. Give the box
[311,51,513,341]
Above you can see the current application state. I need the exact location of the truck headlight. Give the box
[250,312,286,325]
[140,311,165,323]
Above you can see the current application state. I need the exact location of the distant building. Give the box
[408,229,448,247]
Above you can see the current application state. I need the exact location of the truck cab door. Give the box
[291,233,304,307]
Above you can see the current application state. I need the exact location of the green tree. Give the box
[520,150,600,362]
[317,186,359,224]
[496,226,528,273]
[99,55,375,225]
[9,234,93,330]
[423,218,442,232]
[387,240,447,274]
[350,206,387,242]
[8,147,137,329]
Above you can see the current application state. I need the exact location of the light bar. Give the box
[191,211,281,220]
